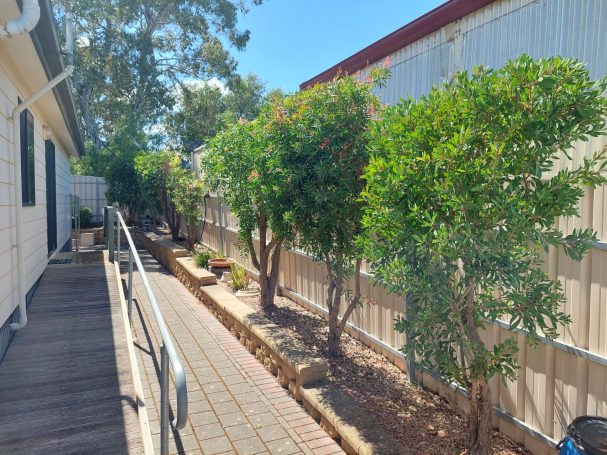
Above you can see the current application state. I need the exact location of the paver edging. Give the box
[175,257,217,287]
[143,233,188,277]
[301,380,409,455]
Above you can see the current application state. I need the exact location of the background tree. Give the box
[54,0,261,142]
[166,74,269,153]
[169,160,207,249]
[135,151,182,240]
[361,56,607,455]
[204,118,289,310]
[267,71,386,356]
[105,152,145,225]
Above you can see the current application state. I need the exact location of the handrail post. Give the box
[117,218,121,263]
[127,248,133,322]
[107,207,116,262]
[160,345,170,455]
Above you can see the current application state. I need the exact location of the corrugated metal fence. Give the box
[70,176,107,223]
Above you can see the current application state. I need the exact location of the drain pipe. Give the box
[0,0,41,37]
[10,66,74,331]
[9,13,74,331]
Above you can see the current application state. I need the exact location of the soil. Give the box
[218,279,532,455]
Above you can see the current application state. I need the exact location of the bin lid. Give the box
[567,416,607,455]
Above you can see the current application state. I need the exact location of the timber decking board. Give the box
[0,261,143,455]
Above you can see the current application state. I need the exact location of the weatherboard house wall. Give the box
[0,0,84,362]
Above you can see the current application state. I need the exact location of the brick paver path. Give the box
[124,251,344,455]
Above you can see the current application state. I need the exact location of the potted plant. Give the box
[208,251,232,268]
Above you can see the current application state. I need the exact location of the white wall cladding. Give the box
[461,0,607,80]
[56,148,71,249]
[0,60,73,329]
[71,175,107,223]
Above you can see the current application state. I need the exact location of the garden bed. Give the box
[219,279,531,455]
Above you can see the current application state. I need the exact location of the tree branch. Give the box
[338,259,362,334]
[245,231,260,271]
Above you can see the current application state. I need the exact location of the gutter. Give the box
[29,0,84,156]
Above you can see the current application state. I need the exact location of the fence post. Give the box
[218,193,225,255]
[107,207,116,263]
[405,294,416,384]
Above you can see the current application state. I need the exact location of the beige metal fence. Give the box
[198,136,607,455]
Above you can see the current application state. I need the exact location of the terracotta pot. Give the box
[209,258,232,268]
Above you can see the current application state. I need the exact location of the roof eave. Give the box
[300,0,496,89]
[27,0,84,156]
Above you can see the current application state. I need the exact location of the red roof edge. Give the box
[299,0,496,89]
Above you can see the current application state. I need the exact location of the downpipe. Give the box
[0,0,40,37]
[10,65,74,331]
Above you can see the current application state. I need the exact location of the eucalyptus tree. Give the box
[54,0,261,141]
[166,73,268,153]
[361,55,607,454]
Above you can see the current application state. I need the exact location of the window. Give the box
[20,107,35,206]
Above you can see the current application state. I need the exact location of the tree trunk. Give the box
[259,242,281,311]
[327,306,341,356]
[326,259,362,357]
[464,279,492,455]
[468,377,492,455]
[325,259,343,356]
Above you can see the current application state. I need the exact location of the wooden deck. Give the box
[0,257,144,454]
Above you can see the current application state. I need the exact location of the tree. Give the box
[169,162,207,249]
[360,56,607,454]
[267,71,386,356]
[54,0,261,141]
[167,73,268,153]
[105,152,146,225]
[204,119,289,310]
[135,151,182,241]
[167,83,228,153]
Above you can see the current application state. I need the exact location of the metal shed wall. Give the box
[70,175,107,223]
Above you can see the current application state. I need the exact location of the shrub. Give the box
[194,251,211,268]
[79,206,93,228]
[361,55,607,454]
[264,67,387,355]
[229,263,249,291]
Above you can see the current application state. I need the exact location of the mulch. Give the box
[219,280,532,455]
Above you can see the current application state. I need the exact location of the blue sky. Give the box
[231,0,446,93]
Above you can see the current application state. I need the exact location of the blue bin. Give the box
[558,437,584,455]
[557,416,607,455]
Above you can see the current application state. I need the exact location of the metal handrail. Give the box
[107,208,188,455]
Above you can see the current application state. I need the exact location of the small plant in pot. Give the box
[208,251,232,269]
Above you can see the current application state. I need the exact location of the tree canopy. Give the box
[263,70,386,355]
[361,55,607,454]
[55,0,261,142]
